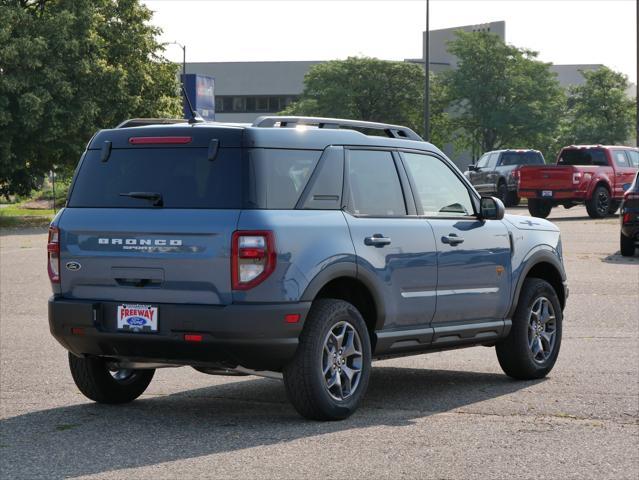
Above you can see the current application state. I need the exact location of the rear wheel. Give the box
[608,200,621,215]
[496,182,508,205]
[586,186,610,218]
[620,232,636,256]
[496,278,562,379]
[283,299,371,421]
[528,199,552,218]
[68,353,155,404]
[505,190,520,207]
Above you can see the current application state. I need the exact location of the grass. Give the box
[0,206,55,228]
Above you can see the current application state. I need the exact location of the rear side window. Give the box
[68,148,242,208]
[558,149,609,166]
[612,150,630,168]
[247,149,320,209]
[627,150,639,168]
[347,150,406,216]
[500,151,544,166]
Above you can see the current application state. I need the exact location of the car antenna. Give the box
[182,85,205,124]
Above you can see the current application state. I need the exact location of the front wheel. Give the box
[283,299,371,421]
[68,353,155,404]
[528,199,552,218]
[496,182,508,205]
[496,278,562,379]
[586,186,610,218]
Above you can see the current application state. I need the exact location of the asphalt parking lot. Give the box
[1,205,637,480]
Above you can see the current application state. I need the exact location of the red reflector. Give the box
[129,136,192,145]
[184,334,203,342]
[239,248,266,259]
[71,327,85,336]
[623,213,634,223]
[285,314,300,324]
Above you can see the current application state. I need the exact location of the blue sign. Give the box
[182,74,215,121]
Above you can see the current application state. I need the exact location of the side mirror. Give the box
[468,164,478,171]
[480,196,505,220]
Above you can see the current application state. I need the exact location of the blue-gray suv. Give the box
[48,116,568,420]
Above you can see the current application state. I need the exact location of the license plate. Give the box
[117,304,158,332]
[541,190,553,197]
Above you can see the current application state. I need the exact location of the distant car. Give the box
[620,172,639,256]
[518,145,639,219]
[464,149,545,207]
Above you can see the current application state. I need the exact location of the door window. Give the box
[475,154,489,168]
[347,150,406,216]
[403,152,475,217]
[612,150,630,168]
[487,153,499,168]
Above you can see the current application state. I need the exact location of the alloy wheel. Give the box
[321,321,363,401]
[527,297,557,364]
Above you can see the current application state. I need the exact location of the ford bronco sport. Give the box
[48,116,568,420]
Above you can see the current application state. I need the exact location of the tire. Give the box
[505,190,520,207]
[496,278,562,380]
[608,201,621,215]
[283,299,372,421]
[68,352,155,404]
[586,185,610,218]
[527,199,552,218]
[620,231,636,256]
[496,182,508,205]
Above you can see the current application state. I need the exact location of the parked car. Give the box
[48,116,568,420]
[464,149,545,207]
[518,145,639,219]
[620,172,639,256]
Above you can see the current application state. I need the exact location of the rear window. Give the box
[68,148,242,208]
[500,151,544,166]
[246,149,320,209]
[558,149,609,166]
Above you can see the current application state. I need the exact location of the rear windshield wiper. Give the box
[119,191,163,207]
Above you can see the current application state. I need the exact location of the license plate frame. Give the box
[117,304,159,333]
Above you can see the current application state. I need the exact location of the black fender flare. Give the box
[507,248,567,319]
[300,262,387,330]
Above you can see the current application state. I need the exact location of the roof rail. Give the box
[116,118,189,129]
[252,116,423,141]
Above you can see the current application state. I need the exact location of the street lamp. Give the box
[423,0,430,142]
[168,41,186,81]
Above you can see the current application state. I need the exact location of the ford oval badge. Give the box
[66,261,82,271]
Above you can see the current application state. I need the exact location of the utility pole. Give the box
[636,0,638,146]
[169,41,187,83]
[423,0,430,142]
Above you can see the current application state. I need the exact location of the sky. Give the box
[143,0,638,84]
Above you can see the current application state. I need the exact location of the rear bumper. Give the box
[518,189,587,201]
[48,297,311,371]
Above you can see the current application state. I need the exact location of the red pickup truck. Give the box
[518,145,639,218]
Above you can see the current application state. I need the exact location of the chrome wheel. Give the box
[109,369,135,382]
[527,297,557,363]
[322,321,363,401]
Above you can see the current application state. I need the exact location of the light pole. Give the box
[168,41,186,81]
[423,0,430,142]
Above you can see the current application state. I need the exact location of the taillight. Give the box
[624,192,639,200]
[572,172,582,184]
[231,231,276,290]
[510,169,520,185]
[47,226,60,283]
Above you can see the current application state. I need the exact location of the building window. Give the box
[215,95,299,113]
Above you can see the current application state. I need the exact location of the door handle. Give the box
[364,234,391,247]
[441,233,464,246]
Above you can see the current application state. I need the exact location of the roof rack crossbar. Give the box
[116,118,189,129]
[252,116,423,141]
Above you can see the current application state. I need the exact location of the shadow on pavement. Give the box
[0,367,540,479]
[601,251,639,265]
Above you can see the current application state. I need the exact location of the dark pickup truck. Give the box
[518,146,639,218]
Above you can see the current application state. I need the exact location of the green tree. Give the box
[563,67,635,145]
[0,0,181,197]
[444,31,565,159]
[281,57,452,147]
